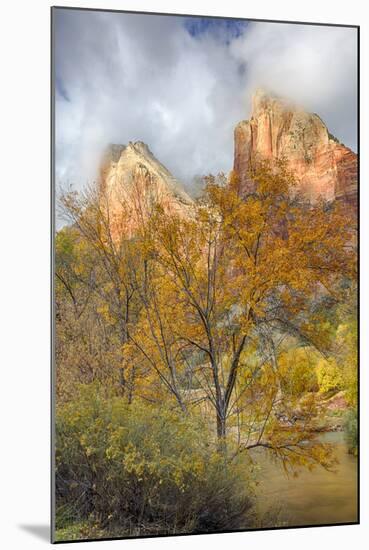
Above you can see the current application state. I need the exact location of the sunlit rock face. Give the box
[234,89,357,206]
[99,141,193,238]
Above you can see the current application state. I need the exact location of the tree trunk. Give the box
[217,415,226,439]
[119,367,126,393]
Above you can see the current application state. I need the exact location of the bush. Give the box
[316,357,343,394]
[278,347,319,396]
[55,384,254,539]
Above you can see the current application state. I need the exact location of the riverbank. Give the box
[315,391,350,432]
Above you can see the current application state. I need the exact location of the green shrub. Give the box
[55,384,254,538]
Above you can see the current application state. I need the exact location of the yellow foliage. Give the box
[278,347,319,396]
[316,357,344,394]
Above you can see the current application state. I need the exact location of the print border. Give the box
[50,5,360,544]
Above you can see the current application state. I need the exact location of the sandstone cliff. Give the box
[100,141,193,238]
[234,89,357,205]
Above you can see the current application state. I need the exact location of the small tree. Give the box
[57,181,146,400]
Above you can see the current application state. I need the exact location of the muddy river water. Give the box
[253,432,358,527]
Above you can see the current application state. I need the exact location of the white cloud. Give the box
[54,10,357,196]
[231,21,358,147]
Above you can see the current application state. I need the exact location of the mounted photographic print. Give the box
[51,6,359,543]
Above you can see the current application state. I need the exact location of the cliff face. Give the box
[234,90,357,205]
[100,141,193,238]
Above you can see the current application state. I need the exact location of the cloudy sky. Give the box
[54,8,358,194]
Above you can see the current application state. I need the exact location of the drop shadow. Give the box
[18,524,50,543]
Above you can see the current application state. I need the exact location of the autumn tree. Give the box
[136,161,355,465]
[56,179,148,401]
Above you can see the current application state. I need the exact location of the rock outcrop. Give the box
[234,89,357,206]
[100,141,193,238]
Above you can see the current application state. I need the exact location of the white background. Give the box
[0,0,367,548]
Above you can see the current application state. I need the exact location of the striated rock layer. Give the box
[234,90,357,206]
[99,141,193,238]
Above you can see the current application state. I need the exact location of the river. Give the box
[253,432,358,527]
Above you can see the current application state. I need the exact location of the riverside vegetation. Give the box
[55,160,357,541]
